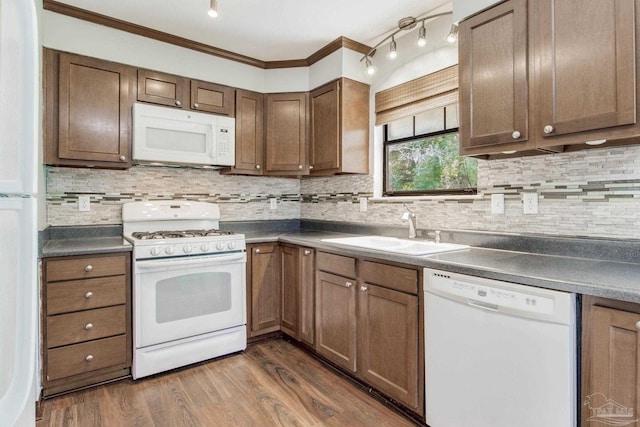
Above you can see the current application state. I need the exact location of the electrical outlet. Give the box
[359,198,368,212]
[269,198,277,210]
[491,194,505,214]
[78,195,90,212]
[522,193,538,215]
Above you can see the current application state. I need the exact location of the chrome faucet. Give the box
[401,204,417,239]
[428,230,441,244]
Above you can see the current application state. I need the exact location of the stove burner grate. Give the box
[131,229,235,240]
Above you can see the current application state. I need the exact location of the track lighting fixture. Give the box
[208,0,218,18]
[360,11,453,75]
[446,23,459,43]
[417,23,427,47]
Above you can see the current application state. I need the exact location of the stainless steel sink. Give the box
[321,236,469,255]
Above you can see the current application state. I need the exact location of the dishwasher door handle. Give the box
[467,300,499,312]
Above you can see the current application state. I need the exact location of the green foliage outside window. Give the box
[385,132,477,194]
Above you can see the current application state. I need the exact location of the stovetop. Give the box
[131,229,235,240]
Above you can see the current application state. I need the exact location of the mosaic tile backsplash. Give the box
[47,145,640,239]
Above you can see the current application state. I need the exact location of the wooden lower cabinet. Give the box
[582,296,640,426]
[281,245,299,337]
[281,245,315,345]
[247,243,281,337]
[42,253,131,396]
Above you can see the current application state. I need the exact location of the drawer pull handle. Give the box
[543,125,554,134]
[512,131,521,139]
[85,291,93,299]
[119,155,126,162]
[84,265,93,272]
[85,323,93,330]
[175,100,181,107]
[360,286,368,292]
[193,103,199,109]
[85,355,94,362]
[255,248,261,253]
[345,281,353,288]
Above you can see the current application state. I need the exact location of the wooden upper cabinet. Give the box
[45,50,134,168]
[137,70,234,116]
[459,0,533,155]
[265,92,309,175]
[582,296,640,426]
[310,78,370,175]
[190,80,235,116]
[535,0,637,146]
[137,69,188,108]
[223,89,264,175]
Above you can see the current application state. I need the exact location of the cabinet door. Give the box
[281,245,299,337]
[265,92,309,175]
[315,271,356,372]
[358,284,418,410]
[53,52,133,167]
[537,0,636,141]
[137,69,188,108]
[230,89,264,174]
[310,80,340,172]
[247,243,281,337]
[582,302,640,425]
[298,247,315,346]
[459,0,533,154]
[190,80,235,116]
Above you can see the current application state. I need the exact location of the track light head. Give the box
[208,0,218,18]
[365,57,376,75]
[388,36,398,60]
[417,23,427,47]
[446,23,458,43]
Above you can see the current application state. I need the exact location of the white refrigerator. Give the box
[0,0,39,426]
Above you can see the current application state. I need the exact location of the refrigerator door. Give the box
[0,197,37,427]
[0,0,38,195]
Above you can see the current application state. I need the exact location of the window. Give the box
[384,104,477,196]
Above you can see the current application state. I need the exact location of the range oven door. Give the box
[134,252,246,349]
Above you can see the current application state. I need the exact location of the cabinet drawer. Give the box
[47,275,127,315]
[47,306,126,348]
[360,261,418,294]
[46,254,127,282]
[316,252,356,278]
[47,335,127,381]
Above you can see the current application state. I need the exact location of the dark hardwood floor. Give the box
[37,339,418,426]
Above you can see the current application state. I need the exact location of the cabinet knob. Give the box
[636,321,640,330]
[345,281,353,288]
[84,265,93,272]
[175,100,181,107]
[298,165,303,170]
[119,155,126,162]
[512,131,521,139]
[543,125,554,134]
[309,165,314,170]
[85,354,94,362]
[360,286,368,292]
[303,250,312,255]
[255,164,261,170]
[255,248,261,253]
[85,323,93,330]
[193,103,199,109]
[85,291,93,299]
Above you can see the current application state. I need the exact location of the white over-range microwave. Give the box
[133,102,235,167]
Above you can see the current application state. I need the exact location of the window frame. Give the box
[382,117,477,197]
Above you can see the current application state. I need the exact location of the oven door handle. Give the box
[136,253,246,270]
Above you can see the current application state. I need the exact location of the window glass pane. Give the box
[445,104,458,129]
[415,107,445,135]
[385,133,477,193]
[387,116,414,140]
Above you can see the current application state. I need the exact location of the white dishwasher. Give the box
[424,268,576,427]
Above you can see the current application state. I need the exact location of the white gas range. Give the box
[123,201,247,379]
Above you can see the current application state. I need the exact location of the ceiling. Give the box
[50,0,451,62]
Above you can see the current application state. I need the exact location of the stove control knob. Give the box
[227,241,236,250]
[216,242,225,251]
[183,245,193,254]
[150,247,161,256]
[165,246,175,255]
[200,243,210,252]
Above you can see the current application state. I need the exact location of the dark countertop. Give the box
[41,236,132,257]
[247,230,640,304]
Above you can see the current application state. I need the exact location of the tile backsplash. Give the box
[47,145,640,239]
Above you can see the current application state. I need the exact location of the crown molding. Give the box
[43,0,372,70]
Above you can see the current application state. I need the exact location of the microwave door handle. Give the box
[136,253,246,270]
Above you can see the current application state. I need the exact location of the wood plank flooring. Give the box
[37,339,419,427]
